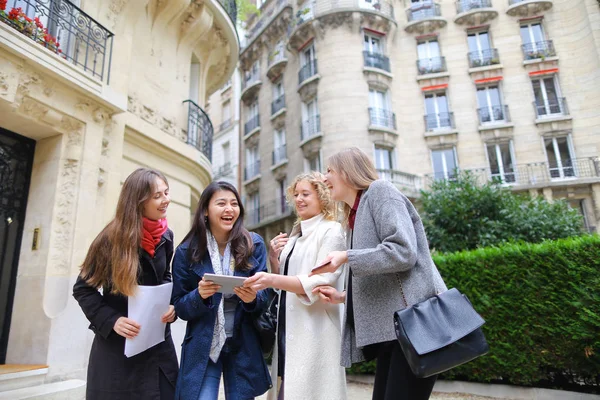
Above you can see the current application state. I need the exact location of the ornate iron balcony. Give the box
[417,56,447,75]
[272,144,287,165]
[183,100,213,161]
[477,105,511,124]
[244,160,261,181]
[424,112,455,131]
[468,48,500,68]
[363,51,391,72]
[407,2,442,21]
[533,97,568,118]
[271,95,286,115]
[298,59,318,85]
[300,115,321,141]
[456,0,492,13]
[217,0,237,26]
[244,115,260,135]
[0,0,114,83]
[521,40,556,60]
[369,108,397,130]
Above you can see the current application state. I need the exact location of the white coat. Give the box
[268,213,347,400]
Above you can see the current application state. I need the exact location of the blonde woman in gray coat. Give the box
[310,147,447,400]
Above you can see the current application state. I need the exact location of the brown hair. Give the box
[287,171,337,228]
[80,168,169,296]
[327,147,378,224]
[183,181,253,271]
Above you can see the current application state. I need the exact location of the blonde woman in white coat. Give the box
[244,172,347,400]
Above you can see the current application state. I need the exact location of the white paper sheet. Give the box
[125,282,173,358]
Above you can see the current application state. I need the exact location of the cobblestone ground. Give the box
[218,380,505,399]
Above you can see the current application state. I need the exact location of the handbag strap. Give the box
[396,274,409,307]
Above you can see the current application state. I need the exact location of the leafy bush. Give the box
[348,236,600,393]
[420,172,585,253]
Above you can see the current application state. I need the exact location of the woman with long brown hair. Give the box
[73,168,178,400]
[171,181,271,400]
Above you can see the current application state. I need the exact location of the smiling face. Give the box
[142,177,170,220]
[324,166,350,202]
[206,189,240,238]
[293,180,322,221]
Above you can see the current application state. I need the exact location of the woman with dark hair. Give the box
[73,167,179,400]
[171,181,271,400]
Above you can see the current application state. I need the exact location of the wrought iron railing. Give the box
[369,108,397,130]
[456,0,492,13]
[246,196,290,226]
[521,40,556,60]
[244,115,260,135]
[377,169,423,192]
[272,144,287,165]
[417,56,447,75]
[271,95,286,115]
[214,162,233,179]
[268,47,286,67]
[424,112,455,131]
[298,59,318,85]
[424,158,600,188]
[244,160,261,181]
[407,2,442,22]
[468,48,500,68]
[244,0,290,48]
[477,105,511,124]
[301,115,321,141]
[242,70,261,91]
[219,118,233,131]
[533,97,568,118]
[363,51,391,72]
[217,0,237,26]
[0,0,114,83]
[183,100,213,161]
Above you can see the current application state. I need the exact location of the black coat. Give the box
[73,229,179,400]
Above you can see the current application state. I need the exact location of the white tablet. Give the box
[203,273,247,294]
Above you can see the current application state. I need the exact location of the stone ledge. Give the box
[0,379,85,400]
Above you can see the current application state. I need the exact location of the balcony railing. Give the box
[298,59,318,85]
[268,47,286,66]
[468,48,500,68]
[521,40,556,60]
[477,105,511,125]
[244,0,290,48]
[369,108,397,130]
[363,51,391,72]
[424,112,455,131]
[456,0,492,13]
[425,158,600,188]
[271,94,286,115]
[244,160,261,181]
[219,118,233,131]
[242,70,261,90]
[533,97,569,118]
[214,162,233,179]
[407,2,442,22]
[183,100,213,161]
[0,0,114,84]
[272,144,287,165]
[246,196,290,226]
[377,169,423,192]
[217,0,237,26]
[301,115,321,141]
[244,115,260,135]
[417,57,447,75]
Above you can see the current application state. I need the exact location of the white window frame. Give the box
[304,151,322,173]
[477,85,505,124]
[273,80,284,99]
[247,101,259,121]
[424,91,451,130]
[543,135,576,179]
[520,21,546,49]
[301,44,316,67]
[531,75,564,117]
[431,147,458,180]
[364,32,383,54]
[485,141,516,184]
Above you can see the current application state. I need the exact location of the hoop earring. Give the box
[204,216,208,224]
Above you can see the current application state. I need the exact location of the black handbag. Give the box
[393,287,489,378]
[253,287,278,358]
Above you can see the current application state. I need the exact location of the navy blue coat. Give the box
[171,232,272,400]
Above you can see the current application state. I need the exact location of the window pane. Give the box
[520,25,531,44]
[436,93,449,113]
[478,32,491,50]
[543,78,559,113]
[476,87,489,108]
[432,150,445,179]
[488,86,501,106]
[467,34,479,53]
[545,138,558,167]
[531,23,544,43]
[444,149,457,178]
[532,80,546,115]
[556,137,571,164]
[487,145,500,175]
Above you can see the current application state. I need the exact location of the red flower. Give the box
[8,7,22,20]
[24,16,32,23]
[34,17,44,29]
[0,0,8,12]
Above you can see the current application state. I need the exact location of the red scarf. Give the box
[348,191,363,230]
[141,217,168,258]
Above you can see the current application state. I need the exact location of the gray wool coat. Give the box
[341,179,447,367]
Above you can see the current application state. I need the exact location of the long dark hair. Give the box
[182,181,253,271]
[80,168,169,296]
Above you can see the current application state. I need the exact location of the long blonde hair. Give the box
[287,172,337,228]
[80,168,169,296]
[327,147,378,224]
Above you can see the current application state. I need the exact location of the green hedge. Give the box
[348,236,600,393]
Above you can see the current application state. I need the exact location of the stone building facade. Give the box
[238,0,600,245]
[0,0,238,396]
